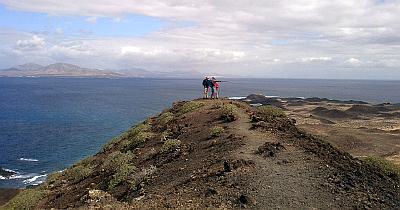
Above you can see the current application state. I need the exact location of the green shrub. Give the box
[364,156,400,179]
[160,139,181,153]
[101,151,134,172]
[77,156,96,166]
[64,164,93,183]
[210,126,224,138]
[128,122,152,137]
[118,122,154,151]
[108,164,136,191]
[257,105,286,118]
[158,112,174,126]
[101,121,154,152]
[178,101,204,115]
[221,104,238,122]
[46,171,62,183]
[161,129,173,141]
[45,171,63,188]
[3,188,45,210]
[101,136,123,153]
[212,101,224,109]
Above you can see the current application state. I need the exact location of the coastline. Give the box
[2,94,399,190]
[1,97,400,209]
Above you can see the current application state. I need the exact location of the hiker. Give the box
[211,77,221,99]
[207,77,215,99]
[202,76,210,98]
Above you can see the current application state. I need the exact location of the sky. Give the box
[0,0,399,79]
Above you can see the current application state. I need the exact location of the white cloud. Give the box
[120,46,166,56]
[0,0,400,78]
[15,35,45,51]
[301,57,333,63]
[345,58,362,66]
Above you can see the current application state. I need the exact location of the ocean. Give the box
[0,77,399,188]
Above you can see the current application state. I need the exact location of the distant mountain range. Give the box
[0,63,203,78]
[0,63,122,78]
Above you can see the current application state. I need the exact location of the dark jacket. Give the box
[202,79,209,88]
[207,79,214,87]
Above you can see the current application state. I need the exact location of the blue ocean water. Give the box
[0,77,399,188]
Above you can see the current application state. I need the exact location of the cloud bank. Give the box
[0,0,400,79]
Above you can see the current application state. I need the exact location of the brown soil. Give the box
[0,189,21,206]
[6,99,400,209]
[347,104,390,114]
[311,107,351,118]
[282,98,400,165]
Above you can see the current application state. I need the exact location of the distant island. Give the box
[0,63,203,78]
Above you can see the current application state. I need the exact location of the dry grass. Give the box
[221,104,238,122]
[63,165,93,183]
[210,126,224,138]
[178,101,204,115]
[257,105,286,118]
[158,112,174,126]
[2,188,46,210]
[364,156,400,179]
[102,122,155,152]
[160,139,181,153]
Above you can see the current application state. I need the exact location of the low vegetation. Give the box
[120,122,154,151]
[178,101,204,115]
[2,188,46,210]
[102,121,155,153]
[161,129,173,141]
[210,126,224,138]
[64,164,93,183]
[45,171,63,188]
[108,164,137,191]
[211,101,224,109]
[364,156,400,179]
[221,104,238,122]
[158,111,174,126]
[160,139,181,153]
[257,105,286,118]
[101,151,135,172]
[101,136,123,153]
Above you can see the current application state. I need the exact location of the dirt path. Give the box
[230,107,347,209]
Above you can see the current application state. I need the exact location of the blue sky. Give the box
[0,4,166,37]
[0,0,399,79]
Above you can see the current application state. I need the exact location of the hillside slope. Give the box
[2,99,400,209]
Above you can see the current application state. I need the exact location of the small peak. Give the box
[15,63,43,71]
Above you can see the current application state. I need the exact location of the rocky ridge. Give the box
[2,99,400,209]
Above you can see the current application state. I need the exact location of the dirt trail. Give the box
[231,107,347,209]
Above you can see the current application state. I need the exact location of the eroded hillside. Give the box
[3,99,400,209]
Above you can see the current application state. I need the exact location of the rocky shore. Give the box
[0,167,16,179]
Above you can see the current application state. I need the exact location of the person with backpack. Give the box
[202,76,210,98]
[207,77,215,99]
